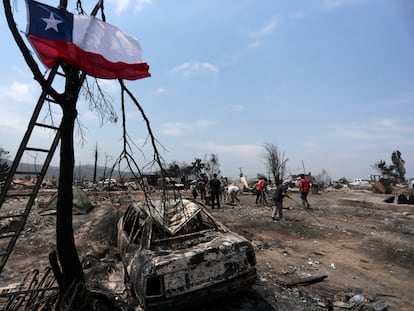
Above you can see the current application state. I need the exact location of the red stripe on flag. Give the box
[28,35,150,80]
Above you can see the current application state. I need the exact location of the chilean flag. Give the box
[25,0,150,80]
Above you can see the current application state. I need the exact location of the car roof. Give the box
[134,199,202,235]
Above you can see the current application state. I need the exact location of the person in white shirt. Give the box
[226,183,241,205]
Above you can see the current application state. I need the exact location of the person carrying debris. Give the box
[299,174,310,208]
[272,180,291,221]
[209,173,222,209]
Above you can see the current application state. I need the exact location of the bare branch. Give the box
[118,80,167,170]
[81,78,117,125]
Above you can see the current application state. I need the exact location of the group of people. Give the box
[189,173,241,209]
[190,173,311,221]
[209,174,242,208]
[249,174,311,221]
[271,174,310,221]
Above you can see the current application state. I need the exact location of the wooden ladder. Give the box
[0,65,63,275]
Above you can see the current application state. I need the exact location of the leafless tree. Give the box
[314,169,331,187]
[93,143,98,182]
[191,158,205,176]
[27,152,39,173]
[262,143,288,185]
[4,1,163,309]
[4,0,87,304]
[373,150,406,182]
[391,150,406,182]
[204,153,221,178]
[102,152,113,180]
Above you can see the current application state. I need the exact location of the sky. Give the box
[1,0,414,182]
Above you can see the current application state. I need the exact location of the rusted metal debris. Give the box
[284,274,328,287]
[0,267,58,310]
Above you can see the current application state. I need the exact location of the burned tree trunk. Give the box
[54,122,86,307]
[55,65,85,294]
[93,143,98,183]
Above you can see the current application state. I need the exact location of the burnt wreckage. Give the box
[117,198,257,310]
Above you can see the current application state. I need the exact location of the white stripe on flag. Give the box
[73,15,143,64]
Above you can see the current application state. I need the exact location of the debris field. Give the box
[0,186,413,310]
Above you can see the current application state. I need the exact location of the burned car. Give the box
[117,198,257,310]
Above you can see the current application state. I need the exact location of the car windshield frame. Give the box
[135,199,218,235]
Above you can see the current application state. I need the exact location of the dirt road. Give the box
[0,188,413,310]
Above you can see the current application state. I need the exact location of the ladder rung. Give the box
[45,97,57,104]
[0,252,9,257]
[25,147,50,153]
[55,70,66,77]
[0,232,18,239]
[5,192,32,198]
[34,122,59,131]
[14,171,40,176]
[0,214,25,220]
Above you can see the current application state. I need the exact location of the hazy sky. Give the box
[1,0,413,181]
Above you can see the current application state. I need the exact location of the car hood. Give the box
[134,230,253,274]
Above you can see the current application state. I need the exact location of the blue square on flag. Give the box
[27,0,73,42]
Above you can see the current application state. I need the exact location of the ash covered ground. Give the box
[0,187,413,310]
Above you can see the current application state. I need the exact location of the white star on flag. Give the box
[42,12,62,32]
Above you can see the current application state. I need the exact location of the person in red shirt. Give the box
[255,177,267,205]
[299,174,310,208]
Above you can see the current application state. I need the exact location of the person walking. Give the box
[255,177,267,204]
[198,174,208,200]
[209,173,222,209]
[299,174,310,208]
[220,176,228,201]
[272,180,291,221]
[190,183,198,199]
